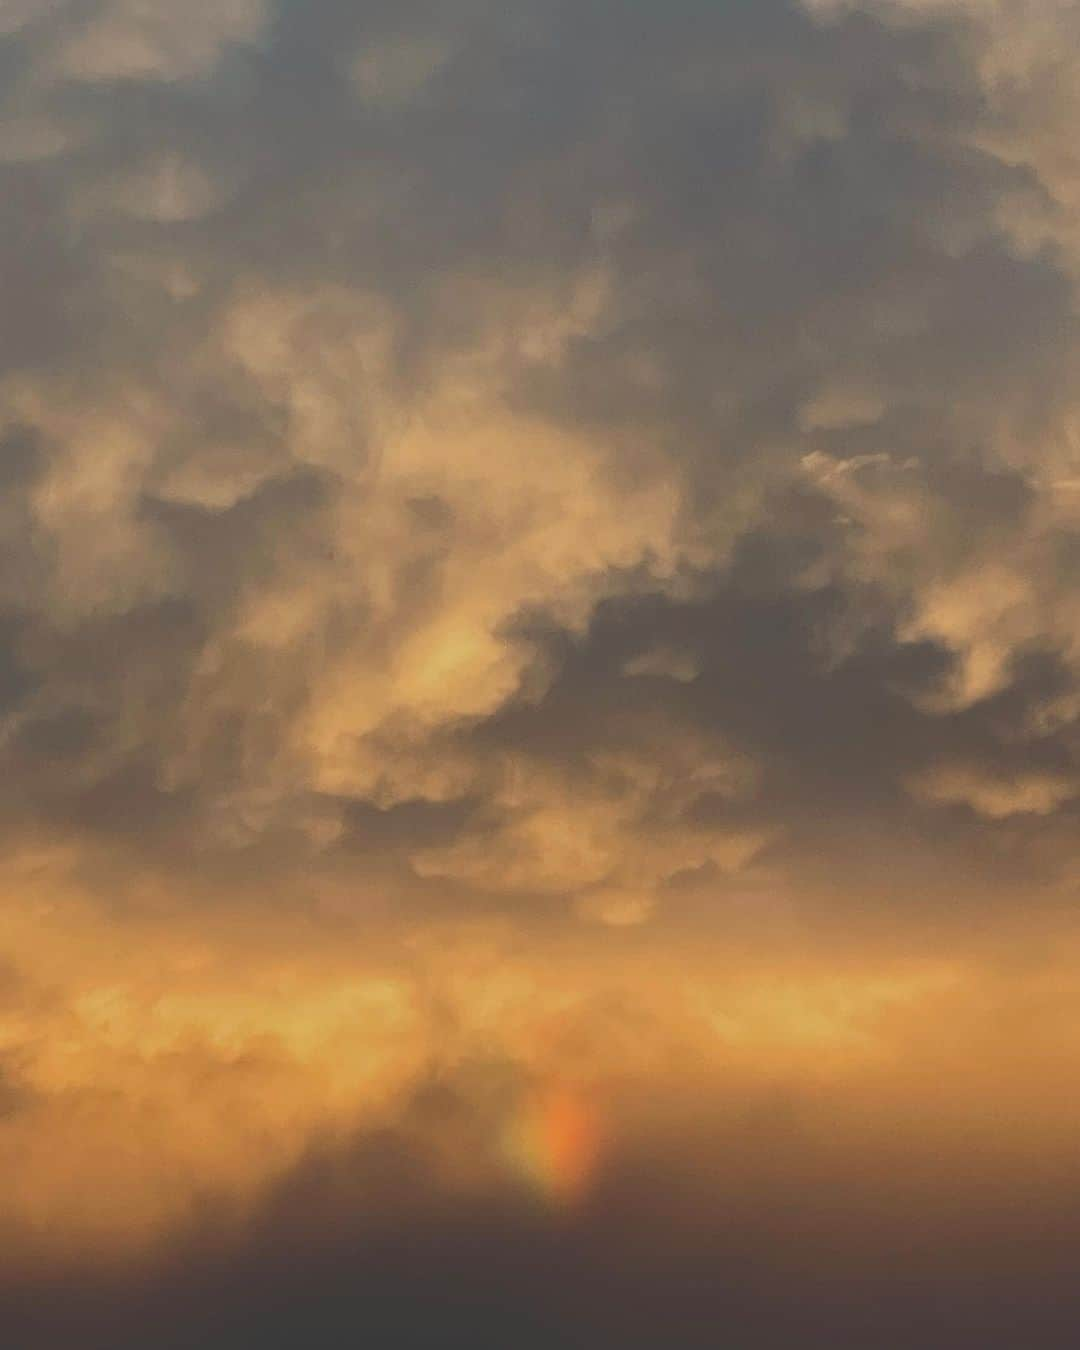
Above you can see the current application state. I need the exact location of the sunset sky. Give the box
[3,1,1080,1345]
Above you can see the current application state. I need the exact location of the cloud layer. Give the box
[3,0,1080,1340]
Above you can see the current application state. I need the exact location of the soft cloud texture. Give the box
[3,0,1080,1341]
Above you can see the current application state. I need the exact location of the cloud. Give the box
[46,0,267,84]
[906,761,1076,818]
[3,0,1080,1325]
[348,31,454,110]
[7,949,1080,1349]
[2,0,1078,889]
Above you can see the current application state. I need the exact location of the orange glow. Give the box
[504,1084,603,1206]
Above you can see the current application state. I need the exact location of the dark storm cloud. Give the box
[2,0,1078,913]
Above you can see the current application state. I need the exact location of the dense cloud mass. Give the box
[3,0,1080,1343]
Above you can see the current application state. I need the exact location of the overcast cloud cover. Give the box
[4,0,1080,1344]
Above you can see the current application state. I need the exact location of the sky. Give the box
[2,0,1080,1344]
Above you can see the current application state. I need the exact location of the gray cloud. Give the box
[1,0,1079,924]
